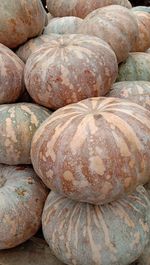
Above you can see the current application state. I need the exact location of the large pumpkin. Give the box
[107,81,150,111]
[31,97,150,205]
[0,103,50,165]
[24,34,118,110]
[0,165,48,249]
[78,5,138,63]
[0,0,47,48]
[117,52,150,82]
[46,0,132,18]
[42,186,150,265]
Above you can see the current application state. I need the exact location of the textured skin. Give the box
[0,165,48,249]
[42,187,150,265]
[0,103,50,165]
[77,5,138,63]
[46,0,132,18]
[43,17,83,35]
[0,44,24,104]
[16,34,60,63]
[117,52,150,82]
[24,34,118,110]
[108,81,150,111]
[31,97,150,205]
[0,0,47,48]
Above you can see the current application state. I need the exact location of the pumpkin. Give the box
[24,34,118,110]
[0,164,48,249]
[117,52,150,82]
[0,103,50,165]
[136,243,150,265]
[42,186,150,265]
[47,12,53,21]
[132,6,150,13]
[31,97,150,205]
[0,0,47,48]
[107,81,150,111]
[16,34,60,63]
[146,48,150,53]
[46,0,132,18]
[43,17,83,35]
[78,5,138,63]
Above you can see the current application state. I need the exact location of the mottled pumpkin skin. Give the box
[0,44,24,104]
[108,81,150,111]
[0,164,48,250]
[16,34,60,63]
[78,5,138,63]
[42,187,150,265]
[24,34,118,110]
[46,0,132,18]
[31,97,150,205]
[0,0,47,48]
[43,17,83,35]
[0,103,50,165]
[117,52,150,82]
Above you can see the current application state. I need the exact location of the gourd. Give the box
[42,186,150,265]
[0,0,47,48]
[0,103,50,165]
[24,34,118,110]
[0,165,48,249]
[31,97,150,205]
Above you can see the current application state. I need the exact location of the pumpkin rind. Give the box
[24,34,118,110]
[31,97,150,205]
[0,165,48,249]
[77,5,138,63]
[0,103,50,165]
[42,187,150,265]
[108,81,150,111]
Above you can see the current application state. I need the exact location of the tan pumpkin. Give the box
[46,0,132,18]
[24,34,118,110]
[0,0,47,49]
[0,165,48,249]
[43,17,83,35]
[0,103,50,165]
[107,81,150,111]
[42,186,150,265]
[78,5,138,63]
[31,97,150,205]
[0,44,24,104]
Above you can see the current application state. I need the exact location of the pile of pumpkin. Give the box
[0,0,150,265]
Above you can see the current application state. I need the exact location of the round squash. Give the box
[0,0,47,48]
[136,243,150,265]
[0,103,50,165]
[146,48,150,53]
[31,97,150,205]
[16,34,60,63]
[43,17,83,35]
[132,6,150,13]
[47,12,53,21]
[24,34,118,110]
[42,186,150,265]
[107,81,150,111]
[117,52,150,82]
[0,164,48,250]
[78,5,138,63]
[46,0,132,18]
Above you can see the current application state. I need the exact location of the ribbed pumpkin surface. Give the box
[0,165,48,249]
[0,103,50,165]
[0,44,24,104]
[31,97,150,205]
[24,34,118,110]
[42,186,150,265]
[46,0,132,18]
[108,81,150,111]
[77,5,138,63]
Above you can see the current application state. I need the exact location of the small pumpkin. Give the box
[107,81,150,111]
[0,103,50,165]
[42,186,150,265]
[0,165,48,250]
[31,97,150,205]
[24,34,118,110]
